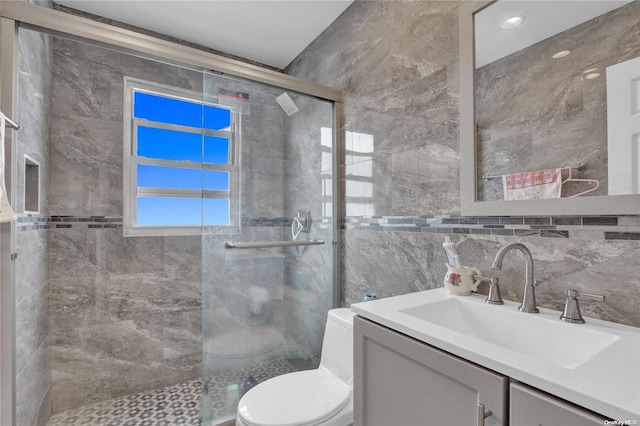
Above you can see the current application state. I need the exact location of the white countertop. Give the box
[351,288,640,422]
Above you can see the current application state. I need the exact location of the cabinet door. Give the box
[354,316,508,426]
[510,382,608,425]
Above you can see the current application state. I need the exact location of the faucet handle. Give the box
[474,275,504,305]
[577,291,605,302]
[560,289,605,324]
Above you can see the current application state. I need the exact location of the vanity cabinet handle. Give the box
[477,403,493,426]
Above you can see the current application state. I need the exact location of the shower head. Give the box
[276,92,299,116]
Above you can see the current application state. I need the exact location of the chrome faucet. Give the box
[491,242,539,313]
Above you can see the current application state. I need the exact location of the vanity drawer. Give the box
[509,382,609,426]
[354,316,508,426]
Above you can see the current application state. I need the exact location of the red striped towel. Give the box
[503,168,562,200]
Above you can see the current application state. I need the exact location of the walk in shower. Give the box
[200,71,336,424]
[0,4,340,426]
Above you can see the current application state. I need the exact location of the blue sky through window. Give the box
[204,198,230,225]
[137,197,202,226]
[137,129,229,165]
[135,92,203,128]
[134,92,231,130]
[133,90,233,227]
[137,197,230,226]
[204,105,232,130]
[204,171,229,191]
[138,127,203,162]
[204,136,229,164]
[137,165,201,190]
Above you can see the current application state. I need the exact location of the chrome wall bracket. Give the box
[292,208,311,239]
[296,208,311,233]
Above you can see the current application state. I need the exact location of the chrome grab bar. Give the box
[224,239,325,249]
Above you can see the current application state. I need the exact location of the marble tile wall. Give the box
[14,24,52,426]
[476,1,640,201]
[49,36,203,412]
[286,0,640,328]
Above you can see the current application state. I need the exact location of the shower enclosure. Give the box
[0,3,341,426]
[200,72,336,424]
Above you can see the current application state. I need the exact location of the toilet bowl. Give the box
[236,308,355,426]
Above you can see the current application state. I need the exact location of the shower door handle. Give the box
[230,121,237,165]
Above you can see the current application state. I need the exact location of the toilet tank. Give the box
[319,308,355,385]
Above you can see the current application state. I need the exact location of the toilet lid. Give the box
[237,369,351,426]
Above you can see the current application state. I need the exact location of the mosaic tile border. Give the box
[16,215,332,232]
[20,214,640,241]
[344,215,640,241]
[16,214,50,232]
[51,215,124,230]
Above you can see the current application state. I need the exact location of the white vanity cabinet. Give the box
[510,382,607,425]
[354,316,612,426]
[354,316,508,426]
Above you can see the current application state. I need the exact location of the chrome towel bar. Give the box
[224,239,325,249]
[5,116,21,130]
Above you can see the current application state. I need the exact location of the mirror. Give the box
[459,0,640,216]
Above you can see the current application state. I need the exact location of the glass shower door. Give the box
[200,71,336,425]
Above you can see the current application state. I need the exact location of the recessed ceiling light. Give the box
[585,73,601,80]
[583,68,598,74]
[552,51,571,59]
[500,15,525,30]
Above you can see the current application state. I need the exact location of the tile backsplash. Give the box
[345,215,640,241]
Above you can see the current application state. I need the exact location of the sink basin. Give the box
[400,297,618,369]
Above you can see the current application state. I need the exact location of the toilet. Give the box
[236,308,355,426]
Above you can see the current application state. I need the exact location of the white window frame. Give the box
[123,77,239,237]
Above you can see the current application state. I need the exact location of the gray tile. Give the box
[540,230,569,238]
[524,217,552,225]
[552,216,582,226]
[604,232,640,241]
[491,229,514,236]
[584,217,619,226]
[499,217,524,225]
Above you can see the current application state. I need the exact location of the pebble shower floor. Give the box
[47,358,298,426]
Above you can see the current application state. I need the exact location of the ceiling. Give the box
[54,0,354,69]
[475,1,633,68]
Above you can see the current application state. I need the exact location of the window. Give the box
[124,78,238,236]
[321,128,374,217]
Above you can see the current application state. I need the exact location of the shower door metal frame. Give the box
[0,2,343,102]
[0,16,18,426]
[0,3,344,425]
